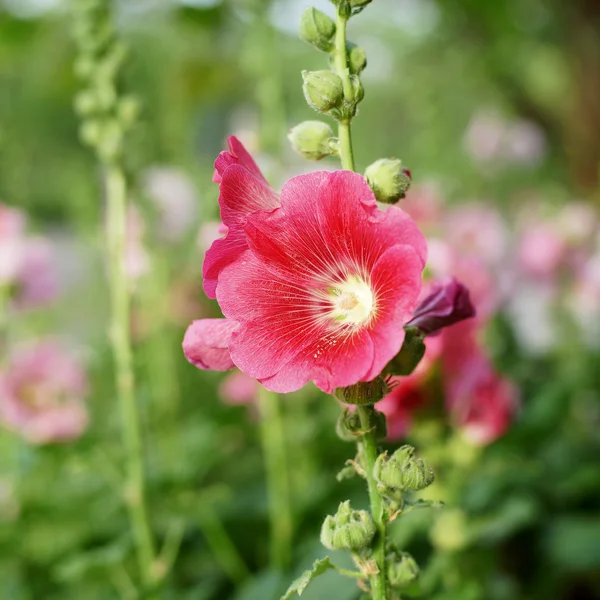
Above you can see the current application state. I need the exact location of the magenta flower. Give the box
[407,278,475,335]
[203,137,279,298]
[185,146,427,393]
[0,340,89,444]
[219,371,259,405]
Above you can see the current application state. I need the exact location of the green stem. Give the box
[105,163,156,589]
[357,405,388,600]
[257,386,293,571]
[197,505,251,585]
[333,9,356,172]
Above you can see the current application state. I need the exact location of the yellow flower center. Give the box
[328,276,375,326]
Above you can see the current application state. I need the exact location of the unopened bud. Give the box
[388,551,419,589]
[347,43,367,74]
[374,445,434,492]
[320,501,376,551]
[336,407,387,441]
[299,7,336,52]
[349,0,372,7]
[385,326,426,376]
[365,158,412,204]
[350,75,364,104]
[288,121,336,161]
[302,70,344,114]
[334,376,388,406]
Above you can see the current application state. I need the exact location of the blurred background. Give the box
[1,0,600,598]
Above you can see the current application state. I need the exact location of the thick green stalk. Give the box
[257,386,293,571]
[105,163,156,589]
[333,9,356,172]
[358,405,388,600]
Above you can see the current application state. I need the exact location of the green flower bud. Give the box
[388,551,419,589]
[302,70,344,114]
[374,446,434,492]
[336,407,387,441]
[320,501,376,552]
[430,509,468,551]
[365,158,412,204]
[299,7,336,52]
[347,43,367,74]
[288,121,337,161]
[350,74,364,104]
[349,0,372,7]
[79,119,103,148]
[117,96,141,128]
[74,91,100,116]
[385,326,426,376]
[334,376,388,406]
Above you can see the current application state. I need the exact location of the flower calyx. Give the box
[336,407,387,442]
[384,326,426,376]
[302,70,344,115]
[334,376,388,406]
[374,445,434,493]
[320,500,376,552]
[365,158,412,204]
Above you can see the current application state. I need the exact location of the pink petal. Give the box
[213,136,268,184]
[182,319,238,371]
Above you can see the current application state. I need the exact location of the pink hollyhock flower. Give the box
[0,340,89,444]
[185,167,427,394]
[518,224,566,278]
[203,137,279,298]
[441,321,518,445]
[15,238,58,309]
[407,278,475,335]
[0,203,26,285]
[124,206,151,282]
[219,371,259,405]
[183,319,237,371]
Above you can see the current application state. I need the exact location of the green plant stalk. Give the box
[332,9,356,172]
[105,163,156,588]
[257,385,293,571]
[357,405,388,600]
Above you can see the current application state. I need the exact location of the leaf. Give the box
[281,557,336,600]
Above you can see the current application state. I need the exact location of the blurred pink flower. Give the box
[143,167,199,242]
[124,206,151,282]
[218,371,259,405]
[518,224,566,278]
[0,340,89,444]
[0,203,26,285]
[15,238,58,309]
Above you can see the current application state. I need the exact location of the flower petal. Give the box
[182,319,238,371]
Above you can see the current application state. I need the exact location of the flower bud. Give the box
[299,7,336,53]
[302,70,344,114]
[334,376,388,406]
[349,0,372,7]
[347,43,367,74]
[350,75,364,104]
[374,445,434,492]
[365,158,412,204]
[385,326,425,376]
[388,551,419,589]
[320,501,376,552]
[288,121,336,161]
[336,407,387,441]
[407,278,476,336]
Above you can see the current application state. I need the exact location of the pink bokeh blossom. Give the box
[0,340,89,444]
[219,371,259,405]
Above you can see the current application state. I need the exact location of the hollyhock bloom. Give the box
[0,341,89,444]
[15,238,57,309]
[124,206,151,282]
[446,356,519,445]
[185,166,427,393]
[518,224,566,278]
[441,321,518,445]
[203,137,279,298]
[219,371,259,405]
[407,278,475,335]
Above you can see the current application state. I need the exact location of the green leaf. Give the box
[281,558,336,599]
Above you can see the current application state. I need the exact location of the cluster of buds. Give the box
[320,500,376,552]
[374,445,435,494]
[289,1,371,161]
[71,0,139,163]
